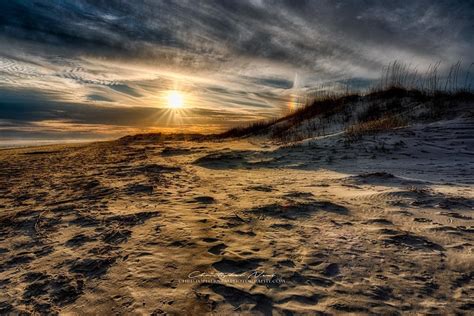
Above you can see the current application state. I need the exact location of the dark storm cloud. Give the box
[2,1,472,68]
[0,0,473,142]
[0,87,158,125]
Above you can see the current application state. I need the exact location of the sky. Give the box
[0,0,473,144]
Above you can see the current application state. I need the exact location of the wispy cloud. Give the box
[0,0,473,141]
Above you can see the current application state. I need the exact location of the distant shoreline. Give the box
[0,139,105,150]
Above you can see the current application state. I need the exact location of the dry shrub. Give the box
[216,118,277,138]
[346,116,405,141]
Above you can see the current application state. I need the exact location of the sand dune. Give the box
[1,117,473,315]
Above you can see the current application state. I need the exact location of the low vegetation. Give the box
[217,61,474,143]
[345,116,406,141]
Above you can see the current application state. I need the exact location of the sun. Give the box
[166,90,184,109]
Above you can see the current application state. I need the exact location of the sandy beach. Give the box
[1,116,473,315]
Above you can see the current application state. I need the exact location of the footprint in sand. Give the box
[212,258,262,274]
[208,244,227,255]
[189,196,216,204]
[65,234,96,248]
